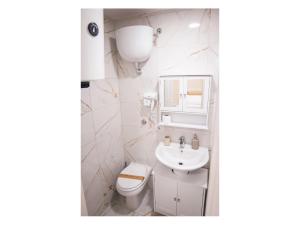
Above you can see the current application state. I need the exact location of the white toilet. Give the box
[116,162,152,210]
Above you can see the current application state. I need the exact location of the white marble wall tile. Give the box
[81,111,95,147]
[118,77,143,103]
[173,9,209,45]
[122,125,158,167]
[81,145,100,193]
[124,132,158,167]
[81,140,96,162]
[105,51,119,79]
[84,169,106,216]
[104,136,124,176]
[140,76,159,93]
[207,9,219,88]
[81,85,94,148]
[95,190,116,216]
[92,104,121,135]
[208,9,219,56]
[159,47,214,75]
[94,132,112,162]
[104,21,115,54]
[81,86,92,116]
[82,103,124,215]
[146,11,183,48]
[90,79,120,110]
[94,113,124,185]
[118,76,158,103]
[104,20,119,79]
[157,45,197,74]
[120,102,142,126]
[122,124,155,144]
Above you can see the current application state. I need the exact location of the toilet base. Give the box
[126,195,140,210]
[125,188,145,210]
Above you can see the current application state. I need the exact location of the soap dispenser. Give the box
[192,134,199,150]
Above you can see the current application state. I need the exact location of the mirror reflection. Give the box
[185,79,204,108]
[164,80,180,107]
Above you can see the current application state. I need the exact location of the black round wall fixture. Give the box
[88,22,99,37]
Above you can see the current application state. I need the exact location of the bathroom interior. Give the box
[81,8,219,216]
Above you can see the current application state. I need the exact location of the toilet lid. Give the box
[117,163,148,190]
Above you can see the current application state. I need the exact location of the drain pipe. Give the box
[135,62,142,75]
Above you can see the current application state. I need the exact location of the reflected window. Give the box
[185,79,203,108]
[164,80,180,107]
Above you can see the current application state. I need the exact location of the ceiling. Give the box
[104,9,171,21]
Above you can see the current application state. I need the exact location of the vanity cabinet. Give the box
[177,181,206,216]
[153,164,208,216]
[154,174,177,215]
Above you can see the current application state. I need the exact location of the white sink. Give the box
[155,142,209,172]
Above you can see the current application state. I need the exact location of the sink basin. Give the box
[155,142,209,172]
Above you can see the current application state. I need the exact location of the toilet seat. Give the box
[117,162,151,191]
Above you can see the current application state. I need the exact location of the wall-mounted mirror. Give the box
[159,76,211,114]
[159,77,182,111]
[185,78,204,109]
[164,79,180,107]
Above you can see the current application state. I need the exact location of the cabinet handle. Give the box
[173,197,177,201]
[177,198,180,202]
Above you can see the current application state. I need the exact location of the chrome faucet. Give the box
[179,136,185,149]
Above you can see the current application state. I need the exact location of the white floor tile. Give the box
[101,187,154,216]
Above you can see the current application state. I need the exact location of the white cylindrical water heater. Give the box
[81,9,105,82]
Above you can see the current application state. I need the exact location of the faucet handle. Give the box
[179,136,185,142]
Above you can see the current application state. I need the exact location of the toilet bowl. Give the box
[116,162,152,210]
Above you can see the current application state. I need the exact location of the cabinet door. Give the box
[177,182,206,216]
[159,77,183,111]
[182,76,211,114]
[154,174,177,216]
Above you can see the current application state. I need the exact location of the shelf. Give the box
[159,122,208,130]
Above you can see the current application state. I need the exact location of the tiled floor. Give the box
[101,187,162,216]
